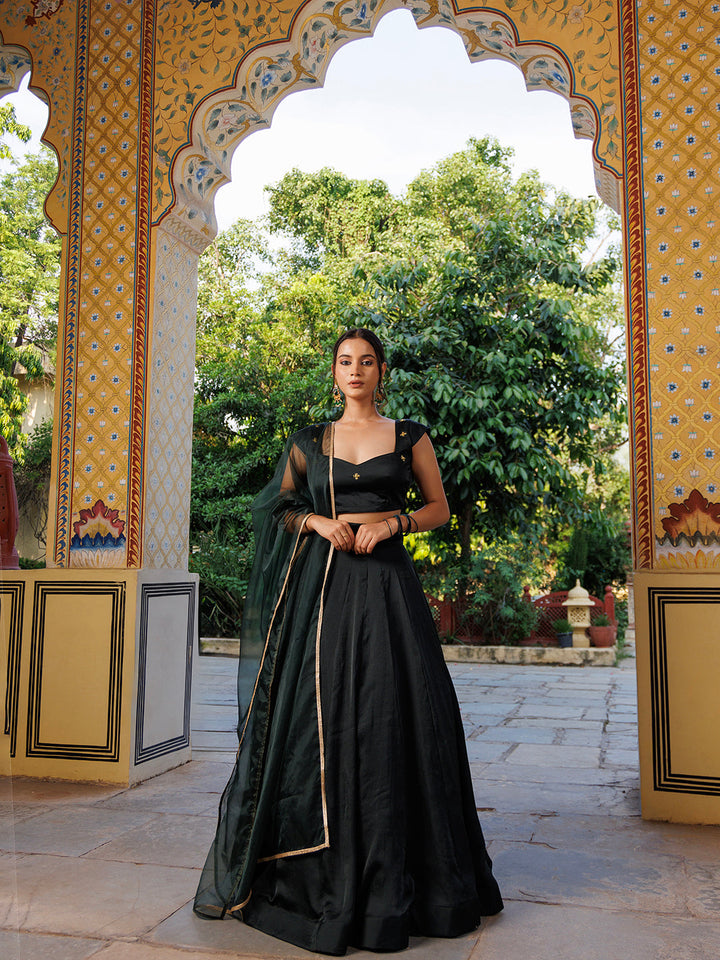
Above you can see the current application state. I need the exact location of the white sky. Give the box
[3,8,598,231]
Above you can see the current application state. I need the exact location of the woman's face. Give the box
[333,337,386,402]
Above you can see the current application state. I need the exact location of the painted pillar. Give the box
[0,0,198,785]
[622,0,720,823]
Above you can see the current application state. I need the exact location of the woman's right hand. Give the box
[305,515,356,552]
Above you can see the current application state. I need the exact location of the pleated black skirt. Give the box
[239,532,503,955]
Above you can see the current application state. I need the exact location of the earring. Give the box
[332,383,343,405]
[375,381,387,406]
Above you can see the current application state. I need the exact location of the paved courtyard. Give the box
[3,653,720,960]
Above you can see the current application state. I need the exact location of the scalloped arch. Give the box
[0,32,69,233]
[0,42,32,97]
[160,0,623,252]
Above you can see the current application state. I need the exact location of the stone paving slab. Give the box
[0,779,123,805]
[474,761,636,787]
[1,929,106,960]
[1,855,198,939]
[469,726,560,745]
[94,787,220,817]
[94,943,309,960]
[83,812,217,869]
[5,806,158,857]
[492,839,687,915]
[471,778,639,818]
[504,743,602,768]
[470,901,720,960]
[463,741,510,763]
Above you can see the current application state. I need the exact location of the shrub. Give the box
[189,522,254,639]
[554,517,631,596]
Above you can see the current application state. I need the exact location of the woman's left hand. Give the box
[353,520,393,555]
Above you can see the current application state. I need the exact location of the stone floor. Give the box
[3,654,720,960]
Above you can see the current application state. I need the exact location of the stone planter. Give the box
[556,631,573,648]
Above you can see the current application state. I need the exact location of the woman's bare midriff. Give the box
[336,511,398,524]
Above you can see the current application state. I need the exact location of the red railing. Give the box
[523,585,615,644]
[427,585,616,645]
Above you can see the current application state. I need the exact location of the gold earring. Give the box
[333,383,343,405]
[375,382,387,406]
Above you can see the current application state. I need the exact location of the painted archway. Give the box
[1,0,719,823]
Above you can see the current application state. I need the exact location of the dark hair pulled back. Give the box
[332,328,386,370]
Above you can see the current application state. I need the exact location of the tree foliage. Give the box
[266,167,398,269]
[193,137,628,631]
[327,143,626,560]
[191,222,343,632]
[13,417,53,552]
[0,147,60,457]
[0,103,31,159]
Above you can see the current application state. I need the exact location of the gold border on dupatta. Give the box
[230,424,336,901]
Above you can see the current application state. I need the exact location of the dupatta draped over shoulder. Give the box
[194,423,337,919]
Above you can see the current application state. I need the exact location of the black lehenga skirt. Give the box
[236,531,503,955]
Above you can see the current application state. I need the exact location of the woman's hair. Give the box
[332,328,386,370]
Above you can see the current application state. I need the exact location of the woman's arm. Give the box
[352,432,450,554]
[405,432,450,532]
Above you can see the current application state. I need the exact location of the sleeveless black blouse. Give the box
[332,419,428,514]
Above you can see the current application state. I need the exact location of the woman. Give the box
[194,328,503,955]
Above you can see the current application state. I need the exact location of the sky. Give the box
[2,8,598,231]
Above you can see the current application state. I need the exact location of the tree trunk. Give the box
[460,501,473,562]
[458,501,473,599]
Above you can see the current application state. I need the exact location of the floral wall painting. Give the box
[657,490,720,569]
[0,48,32,94]
[69,498,127,568]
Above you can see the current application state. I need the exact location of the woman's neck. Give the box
[338,397,385,424]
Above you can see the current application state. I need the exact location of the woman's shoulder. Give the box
[396,418,430,444]
[288,422,328,449]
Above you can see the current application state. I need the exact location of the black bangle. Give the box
[410,514,418,533]
[383,518,393,536]
[393,514,403,535]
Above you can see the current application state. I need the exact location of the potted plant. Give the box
[588,613,616,647]
[553,618,574,648]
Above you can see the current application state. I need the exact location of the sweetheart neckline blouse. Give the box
[330,420,428,516]
[329,419,402,466]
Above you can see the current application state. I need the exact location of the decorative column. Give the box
[622,0,720,823]
[0,0,198,785]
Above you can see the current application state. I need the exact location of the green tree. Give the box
[266,167,398,269]
[0,103,31,159]
[13,417,53,555]
[190,222,344,634]
[339,193,624,561]
[0,147,60,458]
[195,218,268,364]
[193,138,628,631]
[262,139,626,564]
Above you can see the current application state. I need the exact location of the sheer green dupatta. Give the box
[194,423,337,919]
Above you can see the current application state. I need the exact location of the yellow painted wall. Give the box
[635,569,720,824]
[1,569,137,783]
